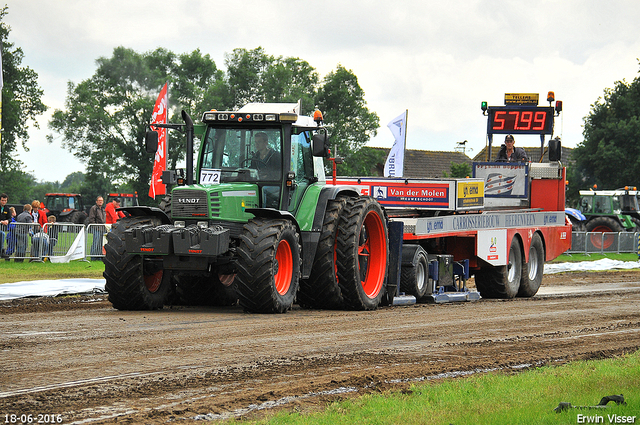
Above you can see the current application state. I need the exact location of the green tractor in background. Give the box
[572,187,640,249]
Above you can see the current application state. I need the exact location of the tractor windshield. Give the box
[200,126,282,183]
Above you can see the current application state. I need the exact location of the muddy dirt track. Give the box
[1,270,640,424]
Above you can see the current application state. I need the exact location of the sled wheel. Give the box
[400,244,429,300]
[474,236,522,299]
[336,197,388,310]
[236,218,301,313]
[298,199,346,309]
[104,216,171,310]
[518,233,544,297]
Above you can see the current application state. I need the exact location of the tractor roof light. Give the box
[314,109,324,124]
[279,113,298,122]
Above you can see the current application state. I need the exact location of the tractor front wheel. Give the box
[104,216,171,310]
[236,218,301,313]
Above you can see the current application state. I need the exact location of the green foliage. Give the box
[48,45,381,196]
[0,6,47,198]
[573,62,640,189]
[443,162,472,178]
[315,65,380,175]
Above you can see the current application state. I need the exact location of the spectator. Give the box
[0,193,9,258]
[105,197,124,224]
[15,204,33,262]
[31,226,49,261]
[4,206,16,260]
[87,196,106,260]
[46,215,59,257]
[37,202,48,228]
[30,200,41,224]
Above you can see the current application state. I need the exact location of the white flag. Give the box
[384,111,407,177]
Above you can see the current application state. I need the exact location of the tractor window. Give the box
[288,131,315,212]
[200,127,282,182]
[611,196,621,214]
[580,197,592,213]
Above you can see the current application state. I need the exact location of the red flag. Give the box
[149,83,168,198]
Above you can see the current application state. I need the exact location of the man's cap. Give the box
[505,134,514,141]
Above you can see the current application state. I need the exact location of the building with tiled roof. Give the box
[472,144,573,164]
[366,147,474,178]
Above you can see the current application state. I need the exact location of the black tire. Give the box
[104,216,171,310]
[585,216,623,250]
[568,216,586,232]
[235,218,301,313]
[400,244,429,299]
[159,194,172,216]
[174,273,238,306]
[518,233,544,297]
[67,211,87,225]
[585,216,623,233]
[297,199,346,309]
[474,236,522,299]
[336,197,388,310]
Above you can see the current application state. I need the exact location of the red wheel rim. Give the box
[274,239,293,295]
[359,210,387,298]
[589,225,615,250]
[144,270,163,293]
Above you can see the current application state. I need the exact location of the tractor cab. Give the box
[196,103,327,213]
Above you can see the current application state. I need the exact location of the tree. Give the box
[225,47,318,112]
[314,65,380,175]
[0,5,47,197]
[443,162,472,178]
[573,62,640,189]
[49,47,224,205]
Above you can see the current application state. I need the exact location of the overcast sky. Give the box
[6,0,640,182]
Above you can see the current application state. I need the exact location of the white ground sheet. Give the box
[0,259,639,301]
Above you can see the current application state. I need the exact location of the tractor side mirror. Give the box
[145,130,159,154]
[312,130,329,157]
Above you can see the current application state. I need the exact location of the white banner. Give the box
[50,227,86,263]
[384,111,407,177]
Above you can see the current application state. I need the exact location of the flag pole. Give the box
[402,109,408,177]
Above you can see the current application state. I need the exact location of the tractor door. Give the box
[287,130,316,214]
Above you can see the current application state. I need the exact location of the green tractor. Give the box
[103,104,389,313]
[574,188,640,249]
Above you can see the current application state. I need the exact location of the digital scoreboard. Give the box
[487,106,554,135]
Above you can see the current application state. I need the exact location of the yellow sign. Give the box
[504,93,539,105]
[457,181,484,209]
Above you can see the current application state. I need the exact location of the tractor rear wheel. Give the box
[518,233,544,297]
[104,216,171,310]
[336,197,388,310]
[236,218,300,313]
[585,217,623,250]
[297,199,346,309]
[400,244,430,300]
[474,236,522,299]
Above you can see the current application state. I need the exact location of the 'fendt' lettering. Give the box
[178,198,200,203]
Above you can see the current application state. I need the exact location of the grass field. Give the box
[0,259,104,284]
[242,350,640,425]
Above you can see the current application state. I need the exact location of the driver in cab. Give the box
[251,132,281,179]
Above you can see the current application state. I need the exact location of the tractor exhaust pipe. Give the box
[182,110,194,185]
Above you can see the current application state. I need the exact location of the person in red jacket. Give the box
[105,198,124,224]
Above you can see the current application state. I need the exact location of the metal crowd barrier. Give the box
[0,222,112,262]
[567,231,640,255]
